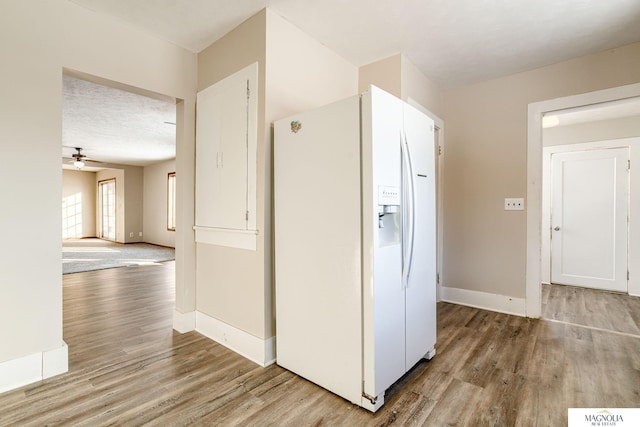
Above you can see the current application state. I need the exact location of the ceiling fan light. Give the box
[74,160,85,169]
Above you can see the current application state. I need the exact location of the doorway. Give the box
[62,70,178,247]
[550,147,629,292]
[527,83,640,319]
[98,178,116,241]
[540,139,639,336]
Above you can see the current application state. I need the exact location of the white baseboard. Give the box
[43,343,68,379]
[173,309,196,333]
[0,342,68,394]
[0,353,41,394]
[440,286,526,317]
[195,311,276,367]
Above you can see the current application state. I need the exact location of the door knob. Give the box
[554,226,561,231]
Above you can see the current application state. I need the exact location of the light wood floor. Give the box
[1,264,639,426]
[542,283,640,337]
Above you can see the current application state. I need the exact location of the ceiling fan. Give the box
[71,147,86,169]
[63,146,100,170]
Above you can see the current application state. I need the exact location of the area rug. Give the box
[63,238,175,274]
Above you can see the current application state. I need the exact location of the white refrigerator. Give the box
[274,85,436,412]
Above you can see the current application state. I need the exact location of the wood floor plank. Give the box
[422,377,485,425]
[542,283,640,336]
[591,330,640,408]
[477,369,527,427]
[0,264,638,426]
[410,367,454,402]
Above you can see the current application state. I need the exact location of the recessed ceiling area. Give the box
[62,73,176,169]
[69,0,640,88]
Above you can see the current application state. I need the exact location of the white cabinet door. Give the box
[195,63,258,250]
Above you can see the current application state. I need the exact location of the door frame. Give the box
[527,82,640,317]
[543,143,632,291]
[98,178,117,241]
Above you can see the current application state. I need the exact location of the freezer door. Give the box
[402,103,437,369]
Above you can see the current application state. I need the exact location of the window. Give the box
[168,172,176,231]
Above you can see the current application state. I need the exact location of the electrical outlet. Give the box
[504,198,525,211]
[129,232,134,237]
[139,232,143,237]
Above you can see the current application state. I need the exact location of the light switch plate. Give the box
[504,198,525,211]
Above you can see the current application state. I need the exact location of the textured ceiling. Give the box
[62,74,176,168]
[70,0,640,87]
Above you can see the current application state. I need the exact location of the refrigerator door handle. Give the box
[401,130,416,289]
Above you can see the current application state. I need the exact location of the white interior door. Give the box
[551,148,629,292]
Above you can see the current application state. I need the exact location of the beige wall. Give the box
[143,160,176,248]
[195,9,358,342]
[359,54,444,118]
[265,10,359,336]
[401,55,444,118]
[196,10,268,339]
[543,114,640,146]
[266,10,358,122]
[359,55,402,98]
[123,166,144,243]
[0,0,196,376]
[62,170,96,238]
[442,42,640,299]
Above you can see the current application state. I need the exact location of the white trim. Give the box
[43,343,68,379]
[440,286,526,316]
[193,226,257,251]
[195,311,276,367]
[435,123,445,303]
[527,83,640,318]
[173,309,196,333]
[0,353,41,394]
[0,342,69,394]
